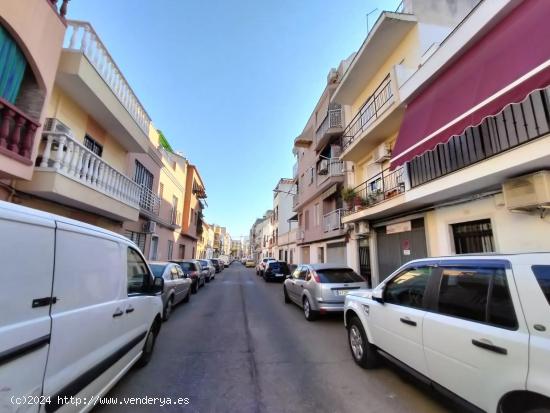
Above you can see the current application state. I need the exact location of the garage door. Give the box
[326,242,346,265]
[376,218,427,280]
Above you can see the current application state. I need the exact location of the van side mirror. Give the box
[151,277,164,294]
[372,287,384,304]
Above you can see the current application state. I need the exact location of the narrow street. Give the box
[99,263,458,413]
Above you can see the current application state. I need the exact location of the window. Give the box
[167,240,174,260]
[308,167,314,185]
[125,231,146,253]
[191,208,195,223]
[452,219,494,254]
[305,210,310,230]
[134,160,154,190]
[0,25,27,103]
[316,268,364,283]
[314,203,320,226]
[437,265,517,329]
[171,196,178,225]
[385,267,432,309]
[149,263,167,278]
[127,247,150,294]
[298,267,307,280]
[532,265,550,305]
[179,244,186,259]
[317,246,324,263]
[84,135,103,157]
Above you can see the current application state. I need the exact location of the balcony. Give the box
[56,21,150,154]
[315,105,343,150]
[138,185,160,217]
[18,126,140,222]
[317,157,344,186]
[323,208,344,233]
[0,98,40,167]
[343,167,407,220]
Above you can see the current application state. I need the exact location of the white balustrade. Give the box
[63,21,151,135]
[39,131,140,207]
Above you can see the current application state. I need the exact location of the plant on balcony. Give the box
[341,187,357,207]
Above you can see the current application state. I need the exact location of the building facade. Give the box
[272,178,298,264]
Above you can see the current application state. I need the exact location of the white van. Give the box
[0,201,164,412]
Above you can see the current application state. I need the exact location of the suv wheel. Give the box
[136,321,159,368]
[348,316,378,369]
[303,297,317,321]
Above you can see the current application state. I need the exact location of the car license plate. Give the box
[275,273,283,277]
[337,290,349,296]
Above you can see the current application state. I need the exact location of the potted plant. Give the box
[341,187,357,210]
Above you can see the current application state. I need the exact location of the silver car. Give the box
[283,264,367,321]
[199,259,216,282]
[149,262,193,321]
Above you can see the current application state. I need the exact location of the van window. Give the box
[127,248,150,294]
[316,268,364,283]
[532,265,550,305]
[437,266,517,329]
[384,267,432,309]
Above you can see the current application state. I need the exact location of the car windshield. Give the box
[316,268,364,283]
[149,264,167,277]
[199,260,208,266]
[268,262,290,274]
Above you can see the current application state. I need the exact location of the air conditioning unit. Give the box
[44,118,71,134]
[503,171,550,211]
[355,221,370,235]
[143,220,157,233]
[373,143,391,163]
[318,159,329,175]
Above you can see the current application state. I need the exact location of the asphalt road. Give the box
[98,263,460,413]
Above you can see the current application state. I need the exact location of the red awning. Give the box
[391,0,550,169]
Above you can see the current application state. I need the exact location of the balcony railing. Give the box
[47,0,70,18]
[38,131,140,207]
[138,185,160,215]
[63,21,151,134]
[317,157,344,185]
[323,208,345,232]
[316,106,343,141]
[345,167,406,215]
[0,97,40,165]
[342,74,393,151]
[408,87,550,188]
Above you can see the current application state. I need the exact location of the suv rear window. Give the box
[316,268,364,283]
[532,265,550,305]
[268,262,290,274]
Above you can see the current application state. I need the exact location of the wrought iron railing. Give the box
[342,74,393,151]
[316,106,343,141]
[345,167,406,214]
[47,0,70,18]
[323,209,345,232]
[138,185,160,215]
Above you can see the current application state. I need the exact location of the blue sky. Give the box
[68,0,398,238]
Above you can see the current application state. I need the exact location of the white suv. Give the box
[344,254,550,413]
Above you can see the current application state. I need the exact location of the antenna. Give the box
[366,8,378,34]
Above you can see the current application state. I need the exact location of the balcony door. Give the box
[0,25,27,103]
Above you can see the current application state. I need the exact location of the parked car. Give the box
[149,262,192,321]
[245,259,255,268]
[344,254,550,413]
[256,257,276,276]
[264,260,291,282]
[0,201,164,411]
[210,258,223,273]
[199,259,216,282]
[219,255,230,267]
[283,264,367,320]
[171,259,205,293]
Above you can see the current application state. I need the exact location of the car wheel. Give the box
[136,321,159,368]
[348,316,378,369]
[163,297,173,321]
[284,287,291,303]
[183,289,191,303]
[303,297,317,321]
[206,275,210,283]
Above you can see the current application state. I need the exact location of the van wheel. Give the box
[303,297,317,321]
[136,322,158,368]
[348,316,378,369]
[163,297,173,321]
[284,287,291,303]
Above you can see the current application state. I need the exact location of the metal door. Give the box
[358,238,372,287]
